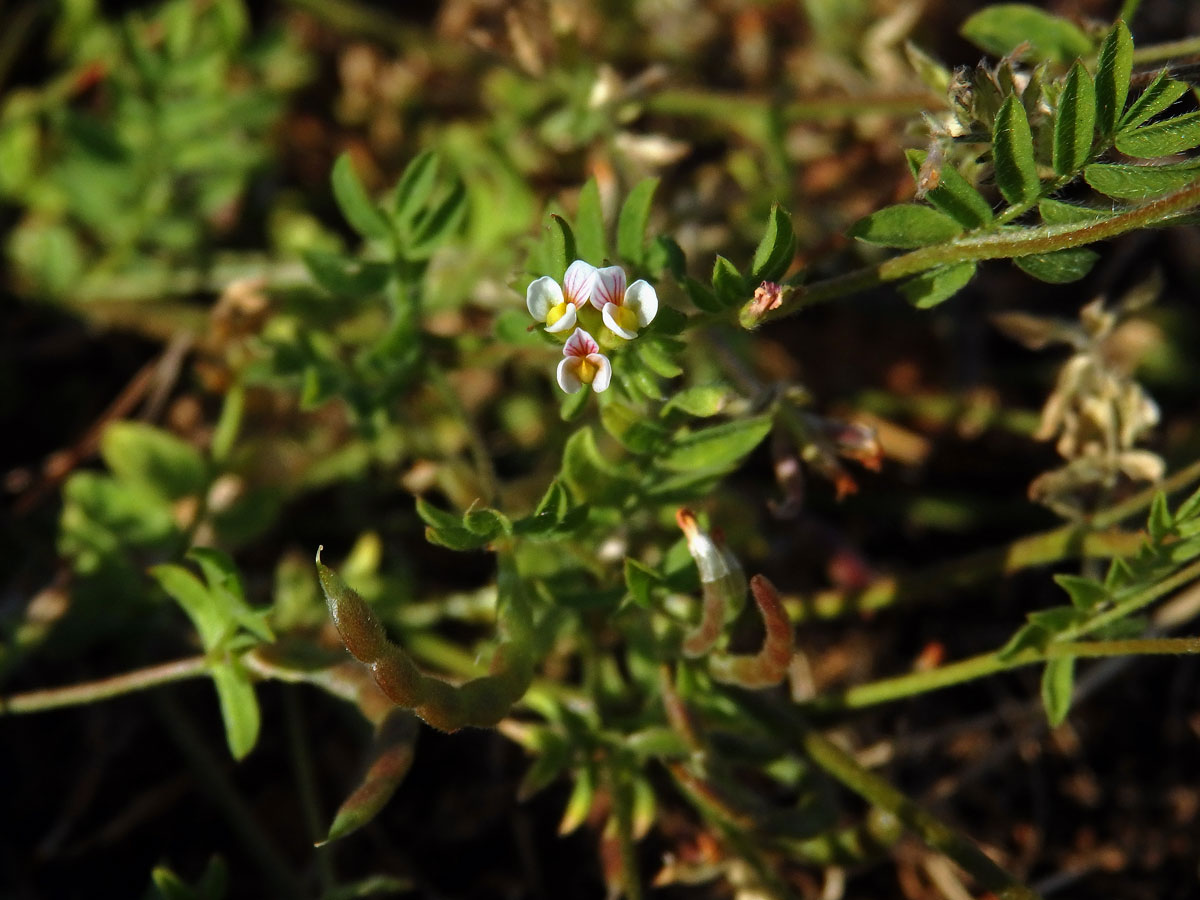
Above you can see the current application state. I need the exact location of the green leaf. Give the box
[1053,62,1096,176]
[749,204,796,283]
[301,250,391,297]
[543,214,577,281]
[1040,655,1075,727]
[683,276,724,313]
[1175,485,1200,524]
[847,203,963,249]
[1037,198,1110,224]
[647,235,687,279]
[711,255,746,306]
[559,765,596,834]
[406,179,468,258]
[1084,162,1200,200]
[1114,111,1200,158]
[188,548,274,643]
[101,422,207,501]
[624,557,663,609]
[211,659,260,760]
[905,149,994,228]
[993,95,1041,206]
[1014,248,1099,283]
[601,400,669,454]
[574,177,606,262]
[561,427,639,505]
[898,262,976,309]
[617,177,659,267]
[1054,574,1109,611]
[415,498,490,550]
[960,4,1092,64]
[152,563,226,649]
[494,308,545,347]
[636,339,684,379]
[211,383,244,466]
[331,153,393,241]
[1148,490,1173,540]
[516,734,569,801]
[659,415,773,472]
[462,506,513,539]
[1095,21,1133,137]
[661,385,732,418]
[560,387,590,422]
[391,150,440,226]
[1119,70,1188,132]
[999,605,1081,658]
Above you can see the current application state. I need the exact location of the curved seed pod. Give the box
[676,509,747,657]
[708,576,794,688]
[315,549,534,733]
[318,709,419,845]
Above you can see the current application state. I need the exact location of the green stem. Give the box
[733,692,1042,900]
[0,655,210,714]
[808,636,1200,712]
[284,687,336,892]
[742,179,1200,327]
[788,458,1200,622]
[1131,35,1200,65]
[605,760,644,900]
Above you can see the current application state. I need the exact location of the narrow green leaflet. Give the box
[151,563,229,649]
[406,179,468,258]
[749,204,796,283]
[391,150,440,226]
[1114,111,1200,159]
[561,427,639,505]
[1053,62,1096,176]
[302,251,390,297]
[624,557,663,608]
[847,203,963,249]
[1014,248,1099,283]
[711,255,746,306]
[898,262,976,309]
[101,422,207,501]
[661,384,732,418]
[683,276,723,313]
[574,177,607,263]
[544,214,577,280]
[960,4,1092,64]
[1095,21,1133,137]
[331,152,393,241]
[1040,655,1075,727]
[658,415,773,472]
[600,400,669,454]
[1084,162,1200,201]
[617,177,659,267]
[905,149,993,228]
[1119,71,1188,132]
[1038,198,1110,224]
[993,95,1041,206]
[211,659,261,760]
[1054,574,1110,611]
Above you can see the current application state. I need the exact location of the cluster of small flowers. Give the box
[525,260,658,394]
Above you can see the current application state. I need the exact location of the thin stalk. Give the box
[787,457,1200,622]
[605,760,644,900]
[732,692,1042,900]
[1131,35,1200,66]
[1,656,210,714]
[284,687,336,893]
[154,693,306,896]
[742,179,1200,327]
[807,636,1200,713]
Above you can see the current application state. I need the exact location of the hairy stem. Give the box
[741,179,1200,327]
[0,655,210,714]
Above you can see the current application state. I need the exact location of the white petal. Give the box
[624,279,658,327]
[592,265,627,310]
[588,353,612,392]
[526,276,564,320]
[557,357,582,394]
[563,327,599,359]
[602,301,637,340]
[544,301,577,333]
[563,260,598,308]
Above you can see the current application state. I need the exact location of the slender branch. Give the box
[806,636,1200,713]
[0,656,210,714]
[731,692,1043,900]
[742,179,1200,327]
[1131,35,1200,65]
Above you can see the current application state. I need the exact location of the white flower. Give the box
[557,328,612,394]
[591,265,658,340]
[526,260,597,333]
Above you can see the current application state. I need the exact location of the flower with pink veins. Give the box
[591,265,658,340]
[557,328,612,394]
[525,260,598,334]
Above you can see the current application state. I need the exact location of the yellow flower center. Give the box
[575,358,598,384]
[613,305,639,335]
[546,301,570,327]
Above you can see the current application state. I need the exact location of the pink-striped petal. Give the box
[591,266,627,310]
